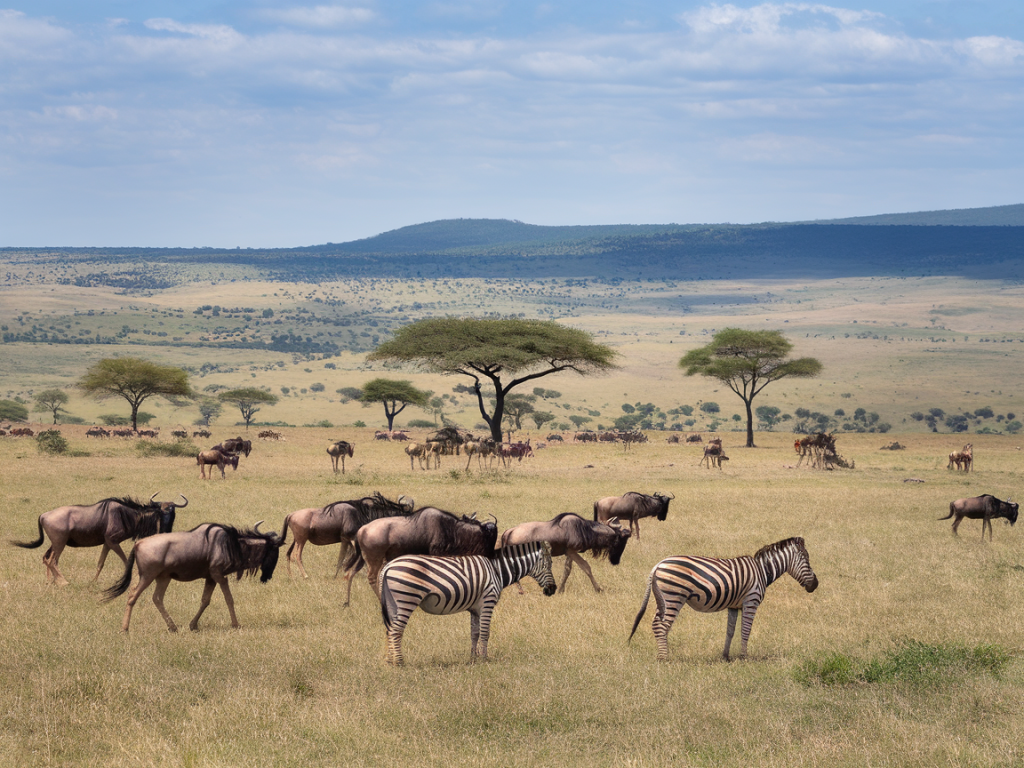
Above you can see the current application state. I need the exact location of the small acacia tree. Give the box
[680,328,822,448]
[360,378,430,431]
[219,388,278,430]
[367,318,617,442]
[33,388,70,425]
[78,357,193,431]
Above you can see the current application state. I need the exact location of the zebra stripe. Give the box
[379,541,555,665]
[628,537,818,661]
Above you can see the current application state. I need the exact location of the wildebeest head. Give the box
[604,518,632,565]
[149,492,187,533]
[1003,498,1018,526]
[248,521,284,583]
[652,492,674,521]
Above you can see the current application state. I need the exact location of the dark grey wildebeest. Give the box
[280,493,413,605]
[346,507,499,598]
[501,513,631,593]
[593,491,673,540]
[939,494,1018,541]
[10,494,186,585]
[102,521,283,632]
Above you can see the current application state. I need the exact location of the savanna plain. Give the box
[1,263,1023,767]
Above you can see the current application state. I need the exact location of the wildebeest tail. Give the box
[628,573,655,643]
[343,541,363,573]
[101,549,137,603]
[278,515,290,550]
[938,503,956,521]
[10,517,45,549]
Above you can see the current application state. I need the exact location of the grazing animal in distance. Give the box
[593,491,673,540]
[327,440,355,474]
[102,521,283,633]
[947,443,973,472]
[218,437,252,457]
[347,506,499,596]
[10,494,185,585]
[405,442,428,470]
[197,449,239,479]
[939,494,1017,541]
[501,513,631,593]
[628,537,819,661]
[378,542,556,665]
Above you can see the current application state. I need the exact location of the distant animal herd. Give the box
[5,429,1018,665]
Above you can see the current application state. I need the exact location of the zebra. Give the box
[379,541,556,666]
[628,537,818,661]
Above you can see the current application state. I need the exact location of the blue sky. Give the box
[2,1,1022,246]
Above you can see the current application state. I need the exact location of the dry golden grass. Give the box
[2,428,1022,767]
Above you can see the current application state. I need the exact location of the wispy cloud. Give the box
[258,5,376,28]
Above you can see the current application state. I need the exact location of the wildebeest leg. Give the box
[951,515,962,536]
[333,540,352,579]
[189,578,217,631]
[151,577,179,632]
[723,607,739,660]
[121,573,156,632]
[557,556,573,593]
[44,542,70,586]
[983,517,992,542]
[342,553,364,607]
[568,551,603,593]
[291,538,310,579]
[93,541,128,582]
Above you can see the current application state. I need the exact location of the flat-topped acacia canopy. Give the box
[367,318,617,442]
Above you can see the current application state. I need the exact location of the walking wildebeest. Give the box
[501,513,631,593]
[279,493,413,604]
[197,449,239,479]
[10,494,186,585]
[593,491,673,540]
[102,521,283,632]
[218,437,252,457]
[327,440,355,474]
[346,507,499,597]
[939,494,1017,541]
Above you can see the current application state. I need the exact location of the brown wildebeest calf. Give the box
[197,449,238,479]
[593,491,673,540]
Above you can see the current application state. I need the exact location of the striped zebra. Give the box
[628,537,818,661]
[379,541,556,666]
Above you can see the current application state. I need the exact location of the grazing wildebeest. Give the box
[327,440,355,474]
[939,494,1017,541]
[279,493,414,603]
[628,537,819,661]
[10,493,186,585]
[197,449,239,479]
[219,437,252,457]
[593,491,673,540]
[102,521,283,633]
[86,426,110,438]
[501,513,631,593]
[700,440,727,469]
[347,506,499,597]
[379,542,556,666]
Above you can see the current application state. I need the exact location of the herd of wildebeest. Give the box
[5,429,1019,665]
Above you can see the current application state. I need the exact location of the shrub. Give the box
[36,429,69,455]
[353,420,366,428]
[407,419,435,428]
[0,399,29,421]
[1005,420,1022,434]
[700,401,720,414]
[310,383,325,393]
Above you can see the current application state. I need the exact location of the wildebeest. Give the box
[939,494,1018,541]
[947,443,973,472]
[327,440,355,474]
[219,437,252,457]
[593,491,673,540]
[197,449,239,479]
[405,442,438,470]
[10,493,186,585]
[700,440,728,469]
[500,513,631,593]
[279,493,414,603]
[86,426,110,438]
[347,506,499,596]
[102,521,283,632]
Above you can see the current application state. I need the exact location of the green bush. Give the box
[35,429,69,455]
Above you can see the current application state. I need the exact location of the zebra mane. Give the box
[754,537,806,562]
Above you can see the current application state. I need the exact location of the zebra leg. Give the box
[723,608,739,660]
[475,603,495,661]
[651,581,679,661]
[737,598,762,658]
[470,610,481,658]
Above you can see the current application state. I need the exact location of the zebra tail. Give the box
[101,548,137,603]
[628,574,654,643]
[10,517,44,549]
[380,574,397,630]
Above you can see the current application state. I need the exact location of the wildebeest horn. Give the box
[150,492,160,503]
[488,514,498,525]
[175,494,188,508]
[254,520,265,533]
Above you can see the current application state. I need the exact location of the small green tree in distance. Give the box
[219,388,279,430]
[680,329,822,448]
[367,318,617,443]
[360,378,430,431]
[33,388,69,425]
[78,357,193,431]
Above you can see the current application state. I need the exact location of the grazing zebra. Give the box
[628,537,819,661]
[379,542,556,666]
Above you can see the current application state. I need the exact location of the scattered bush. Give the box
[310,383,325,393]
[407,419,435,428]
[36,429,69,455]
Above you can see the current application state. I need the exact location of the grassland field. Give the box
[1,262,1023,766]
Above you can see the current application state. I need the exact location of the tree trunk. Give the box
[744,398,755,448]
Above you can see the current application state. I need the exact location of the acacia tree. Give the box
[360,378,429,431]
[367,318,617,442]
[33,388,70,424]
[219,388,278,430]
[680,328,822,448]
[78,357,193,431]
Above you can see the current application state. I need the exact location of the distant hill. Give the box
[805,203,1024,226]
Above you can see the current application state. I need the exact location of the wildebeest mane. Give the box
[413,506,498,557]
[99,497,166,539]
[623,491,668,519]
[232,525,281,583]
[325,492,410,526]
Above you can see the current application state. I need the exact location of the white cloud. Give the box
[259,5,375,28]
[143,18,244,43]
